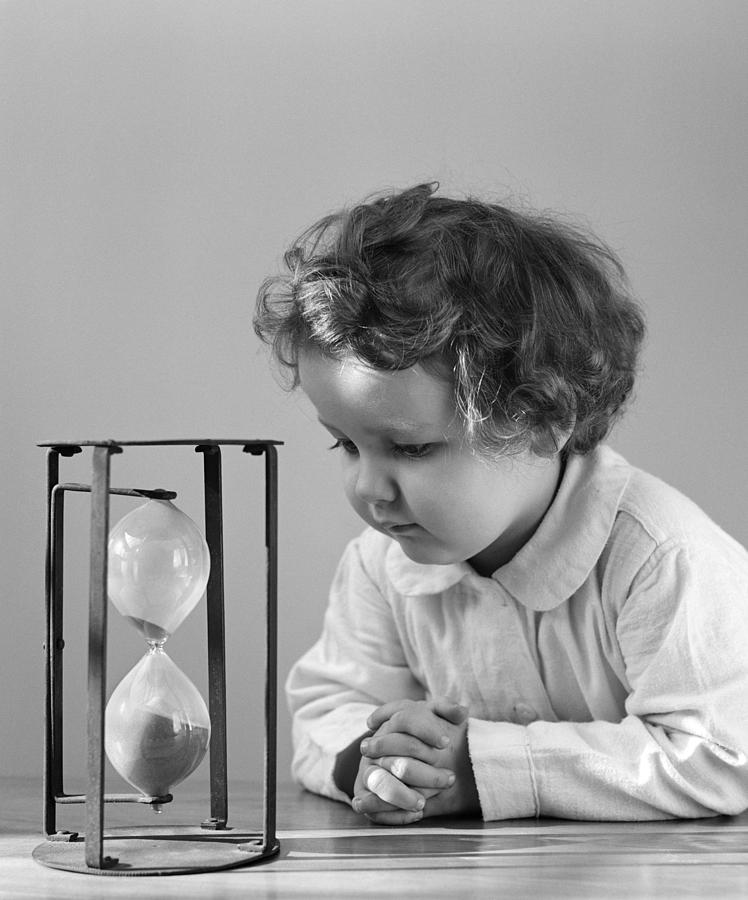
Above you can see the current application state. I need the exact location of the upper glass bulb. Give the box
[108,499,210,642]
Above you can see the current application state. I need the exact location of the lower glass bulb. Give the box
[105,647,211,802]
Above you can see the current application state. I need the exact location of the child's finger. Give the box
[370,711,450,750]
[367,699,411,731]
[361,731,441,763]
[373,756,455,790]
[364,809,425,826]
[429,697,469,725]
[351,789,400,816]
[367,699,465,748]
[362,764,425,813]
[352,787,431,825]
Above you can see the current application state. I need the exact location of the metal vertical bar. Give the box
[197,445,229,829]
[85,445,118,869]
[43,450,60,836]
[263,444,279,852]
[49,487,65,814]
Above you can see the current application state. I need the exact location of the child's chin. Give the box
[394,537,458,567]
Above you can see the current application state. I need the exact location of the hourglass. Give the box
[105,498,212,810]
[34,439,281,875]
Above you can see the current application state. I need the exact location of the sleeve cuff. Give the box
[291,702,376,804]
[467,718,539,820]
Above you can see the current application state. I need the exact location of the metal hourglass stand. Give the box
[33,439,281,875]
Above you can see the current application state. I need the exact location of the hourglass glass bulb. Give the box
[106,498,212,806]
[105,647,211,802]
[107,499,210,643]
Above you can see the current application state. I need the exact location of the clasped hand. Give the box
[352,697,479,825]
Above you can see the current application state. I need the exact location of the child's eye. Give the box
[394,443,434,459]
[328,438,359,455]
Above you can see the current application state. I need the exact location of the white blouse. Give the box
[286,446,748,820]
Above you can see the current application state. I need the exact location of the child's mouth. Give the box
[382,522,421,536]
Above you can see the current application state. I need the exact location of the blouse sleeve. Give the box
[286,534,426,804]
[468,537,748,820]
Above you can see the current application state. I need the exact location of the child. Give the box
[253,183,748,825]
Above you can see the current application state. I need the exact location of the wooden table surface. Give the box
[2,775,748,899]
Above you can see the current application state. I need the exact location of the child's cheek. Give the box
[342,479,370,522]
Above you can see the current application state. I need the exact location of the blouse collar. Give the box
[384,445,632,611]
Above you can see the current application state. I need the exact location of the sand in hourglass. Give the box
[105,647,211,799]
[107,705,210,797]
[124,616,170,644]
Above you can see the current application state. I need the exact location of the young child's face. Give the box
[298,347,562,575]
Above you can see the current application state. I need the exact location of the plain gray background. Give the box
[2,0,746,805]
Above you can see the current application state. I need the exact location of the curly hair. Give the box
[253,183,645,456]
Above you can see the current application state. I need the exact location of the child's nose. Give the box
[354,458,397,505]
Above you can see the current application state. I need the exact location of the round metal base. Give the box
[33,827,280,876]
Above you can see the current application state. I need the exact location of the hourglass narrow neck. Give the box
[147,640,168,653]
[123,616,171,645]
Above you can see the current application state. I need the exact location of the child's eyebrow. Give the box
[317,417,344,432]
[317,417,440,441]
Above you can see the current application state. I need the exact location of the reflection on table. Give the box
[2,776,748,898]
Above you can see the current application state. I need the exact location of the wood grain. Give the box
[2,776,748,898]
